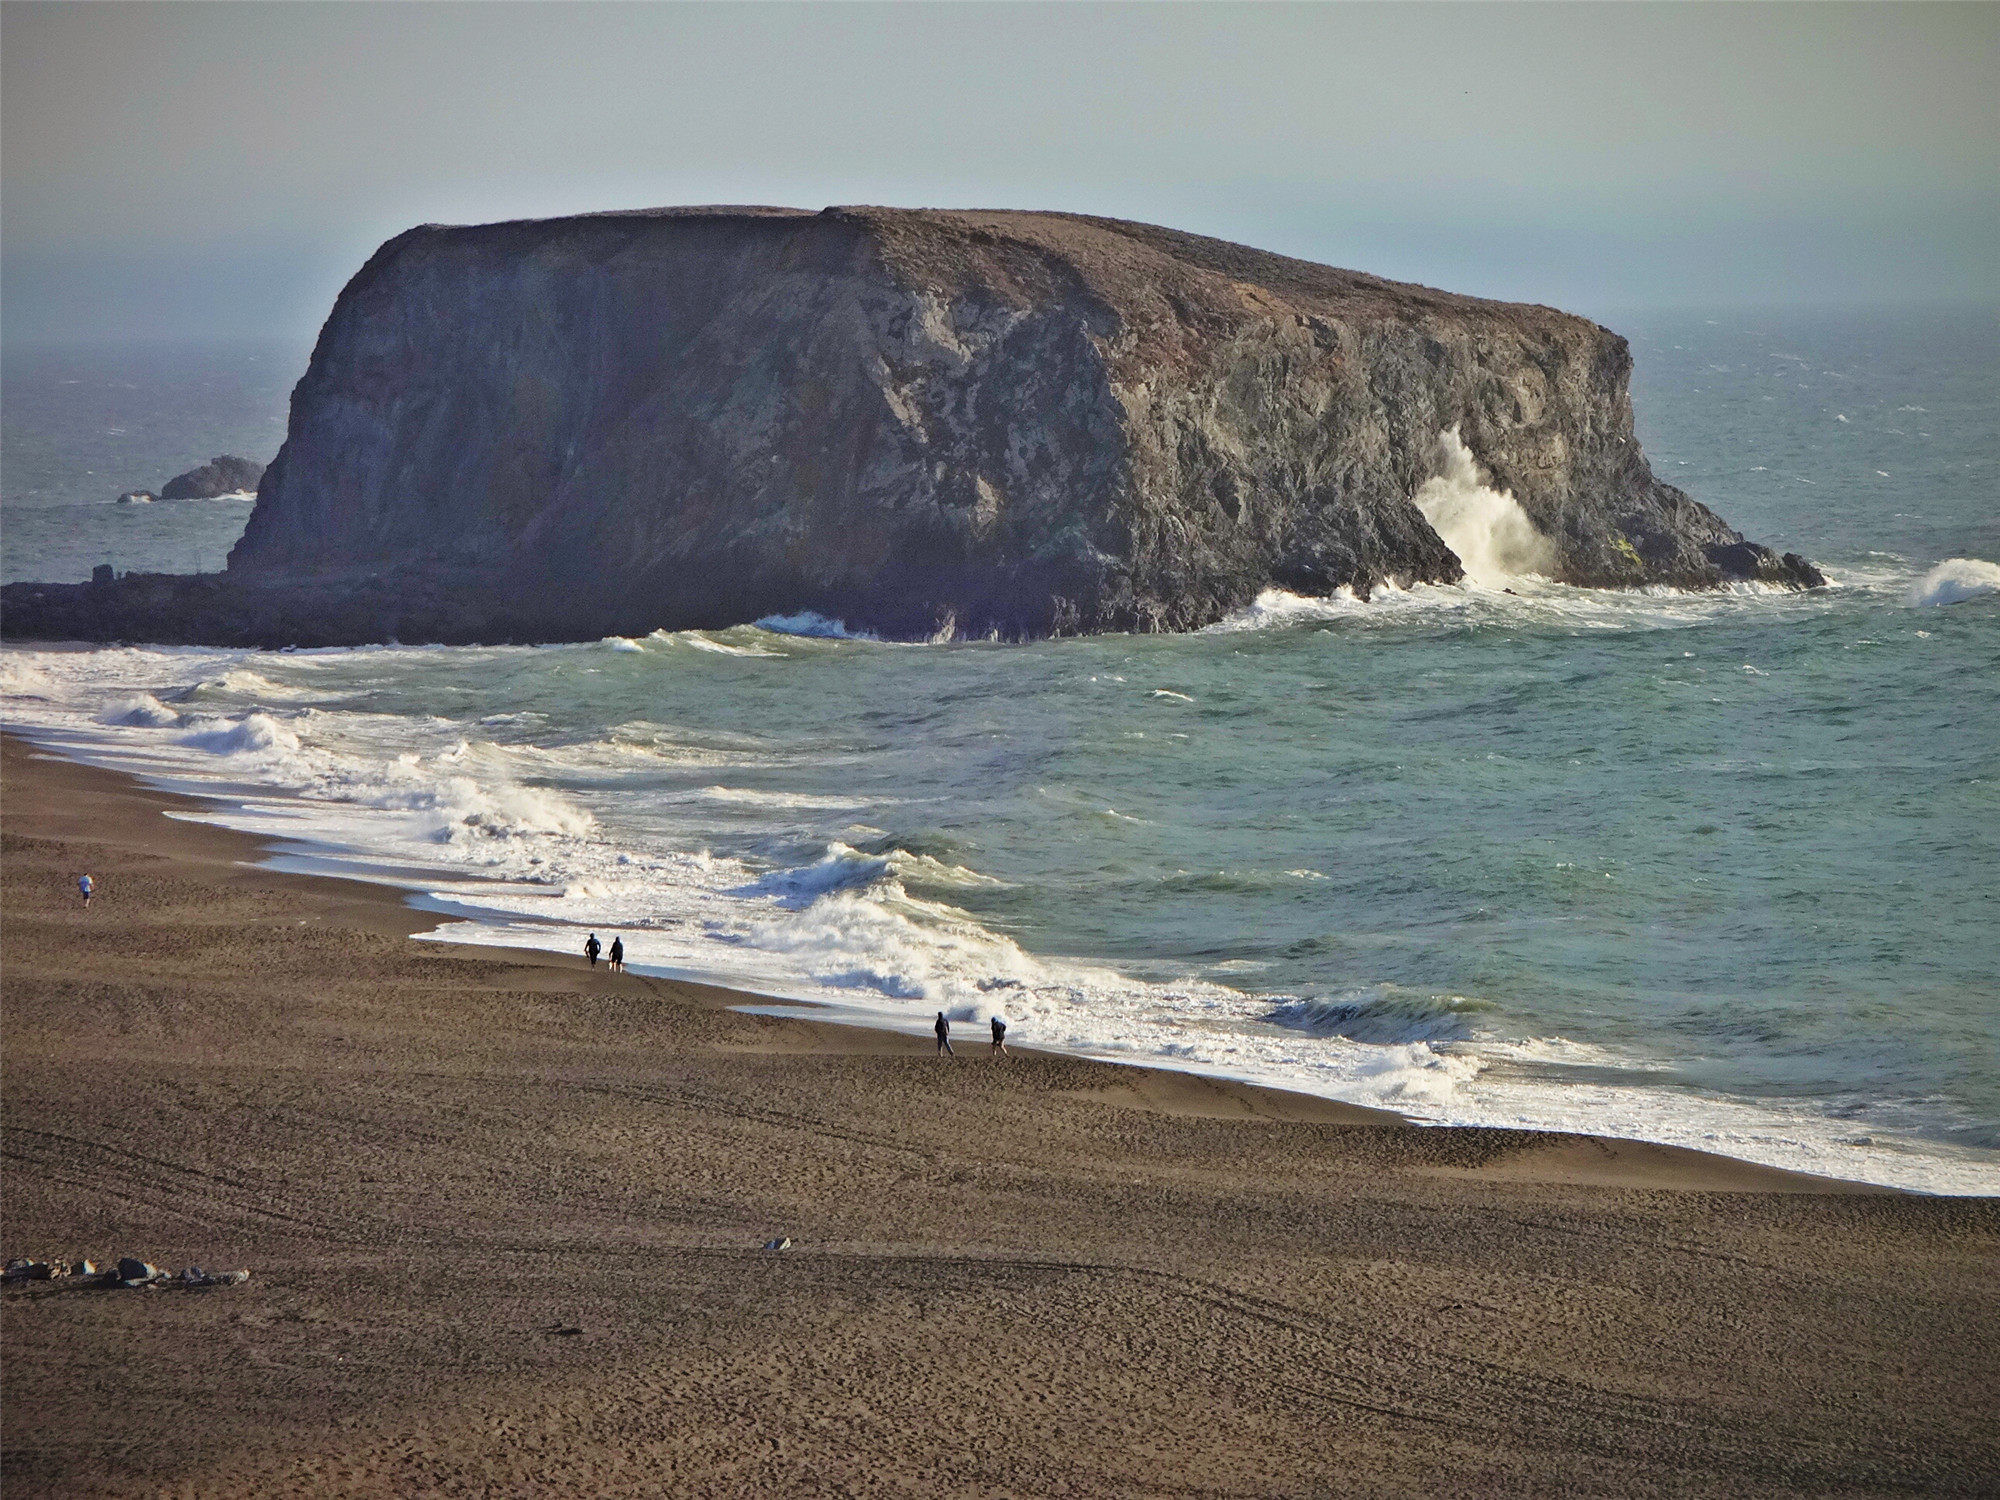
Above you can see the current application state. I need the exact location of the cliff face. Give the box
[8,207,1819,646]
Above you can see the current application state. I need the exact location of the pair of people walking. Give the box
[584,933,625,972]
[935,1011,1007,1057]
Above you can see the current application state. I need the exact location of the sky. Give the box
[3,2,1995,344]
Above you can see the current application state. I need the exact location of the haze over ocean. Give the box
[5,302,1996,1192]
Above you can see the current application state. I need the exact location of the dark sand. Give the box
[3,731,1995,1496]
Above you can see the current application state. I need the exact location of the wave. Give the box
[0,657,55,697]
[179,711,300,757]
[701,785,881,811]
[737,842,895,906]
[101,692,181,727]
[755,611,878,641]
[1909,557,2000,607]
[1264,986,1494,1045]
[186,669,329,703]
[1205,565,1864,637]
[1413,428,1555,586]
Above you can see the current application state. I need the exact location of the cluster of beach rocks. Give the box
[3,1255,250,1289]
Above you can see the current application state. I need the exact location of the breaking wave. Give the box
[1413,427,1556,587]
[1265,987,1495,1045]
[1909,557,2000,607]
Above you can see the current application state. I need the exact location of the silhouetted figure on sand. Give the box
[585,933,602,967]
[934,1012,954,1056]
[990,1015,1008,1056]
[609,936,624,972]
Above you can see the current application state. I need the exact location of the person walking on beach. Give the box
[77,873,93,909]
[934,1011,954,1057]
[608,936,624,973]
[585,933,602,968]
[990,1014,1008,1057]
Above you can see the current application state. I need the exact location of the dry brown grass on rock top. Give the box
[2,733,1997,1498]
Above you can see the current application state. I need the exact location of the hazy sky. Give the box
[4,2,1995,343]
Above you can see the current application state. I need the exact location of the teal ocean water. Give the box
[4,307,1996,1191]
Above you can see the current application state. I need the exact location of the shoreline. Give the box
[1,727,1887,1192]
[6,593,1992,1196]
[5,727,1996,1495]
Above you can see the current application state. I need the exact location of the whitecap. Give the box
[754,611,877,641]
[1909,558,2000,607]
[180,712,301,757]
[100,693,181,728]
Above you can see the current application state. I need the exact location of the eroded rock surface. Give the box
[4,207,1819,645]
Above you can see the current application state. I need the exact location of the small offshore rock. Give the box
[159,455,264,501]
[116,490,157,505]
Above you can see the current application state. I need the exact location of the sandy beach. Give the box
[3,728,1995,1496]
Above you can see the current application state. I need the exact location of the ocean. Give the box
[4,307,1996,1193]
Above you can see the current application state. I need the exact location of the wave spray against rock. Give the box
[1413,428,1556,588]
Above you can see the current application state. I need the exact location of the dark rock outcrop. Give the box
[3,207,1819,646]
[159,455,264,500]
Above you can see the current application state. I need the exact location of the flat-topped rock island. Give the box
[3,207,1820,646]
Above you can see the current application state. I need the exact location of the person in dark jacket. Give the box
[934,1011,954,1057]
[990,1015,1008,1056]
[608,936,625,972]
[585,933,602,967]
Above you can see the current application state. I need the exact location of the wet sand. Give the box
[3,730,1995,1496]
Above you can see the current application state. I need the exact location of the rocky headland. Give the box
[3,207,1819,646]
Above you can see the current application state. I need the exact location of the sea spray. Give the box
[1413,428,1556,587]
[1909,557,2000,607]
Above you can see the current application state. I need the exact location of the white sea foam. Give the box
[755,611,877,640]
[1204,572,1835,637]
[101,693,181,727]
[1909,557,2000,607]
[0,657,55,696]
[700,786,879,811]
[180,712,301,757]
[1412,428,1556,587]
